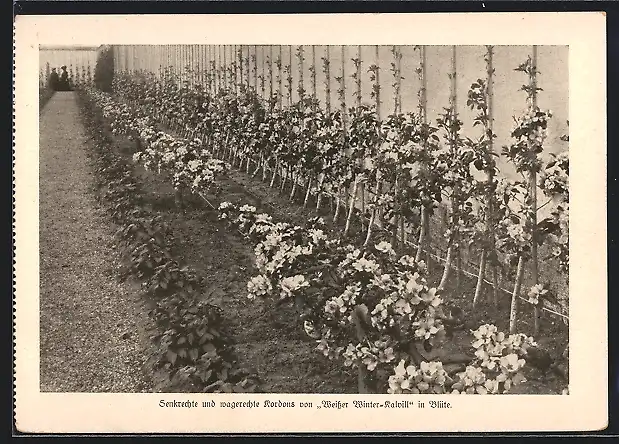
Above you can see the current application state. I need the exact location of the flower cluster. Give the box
[504,106,553,173]
[455,324,533,394]
[539,151,569,199]
[527,283,548,306]
[342,340,397,371]
[217,201,449,389]
[88,87,228,195]
[387,359,448,394]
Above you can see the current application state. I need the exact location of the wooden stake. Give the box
[531,46,540,335]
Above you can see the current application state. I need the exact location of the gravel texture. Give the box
[39,92,154,392]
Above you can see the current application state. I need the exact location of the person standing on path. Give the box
[48,68,59,91]
[58,66,71,91]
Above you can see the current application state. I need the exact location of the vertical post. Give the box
[374,45,382,227]
[246,46,251,90]
[198,45,202,89]
[289,46,293,105]
[261,46,266,99]
[190,44,195,87]
[171,45,175,84]
[216,45,220,93]
[223,45,227,90]
[188,44,192,84]
[211,45,215,94]
[340,46,346,120]
[421,46,430,269]
[531,45,540,335]
[177,45,181,82]
[311,45,317,107]
[364,45,382,245]
[231,44,236,94]
[337,45,347,224]
[206,45,211,94]
[356,45,362,108]
[218,45,222,93]
[356,45,364,228]
[453,46,462,290]
[325,46,331,113]
[180,44,185,83]
[392,45,398,114]
[392,45,403,246]
[396,46,402,114]
[252,45,255,94]
[239,45,244,90]
[270,46,274,105]
[211,45,215,93]
[298,45,305,100]
[278,45,283,109]
[230,45,239,94]
[487,45,498,306]
[252,45,258,94]
[375,46,381,119]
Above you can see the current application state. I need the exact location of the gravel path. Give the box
[39,92,154,392]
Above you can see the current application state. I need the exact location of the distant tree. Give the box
[94,45,115,92]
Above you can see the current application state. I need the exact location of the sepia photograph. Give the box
[37,42,570,396]
[14,13,606,433]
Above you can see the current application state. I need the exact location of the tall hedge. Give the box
[94,45,115,92]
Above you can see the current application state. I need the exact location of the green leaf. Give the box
[166,350,177,365]
[189,348,199,361]
[201,369,213,383]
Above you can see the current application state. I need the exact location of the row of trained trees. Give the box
[104,45,568,337]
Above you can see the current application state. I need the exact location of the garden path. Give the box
[39,92,153,392]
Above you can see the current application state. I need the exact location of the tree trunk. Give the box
[280,168,287,193]
[303,177,312,208]
[473,250,486,308]
[415,206,428,262]
[289,170,298,201]
[269,159,278,188]
[492,266,499,307]
[456,244,462,290]
[360,183,366,230]
[333,185,342,223]
[252,155,262,177]
[363,176,381,247]
[262,157,269,181]
[316,175,325,210]
[390,179,399,249]
[509,255,526,333]
[357,364,370,394]
[438,242,454,292]
[344,177,359,236]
